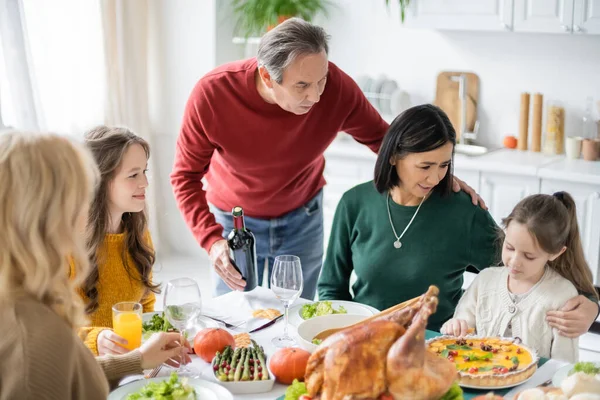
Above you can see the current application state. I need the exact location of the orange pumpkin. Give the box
[269,347,311,384]
[503,135,518,149]
[193,328,235,363]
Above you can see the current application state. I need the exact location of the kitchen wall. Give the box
[152,0,600,256]
[150,0,217,257]
[316,1,600,147]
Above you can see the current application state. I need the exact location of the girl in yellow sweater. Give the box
[75,126,160,355]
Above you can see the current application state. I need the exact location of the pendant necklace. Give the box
[386,192,426,249]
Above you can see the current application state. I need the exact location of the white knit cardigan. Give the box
[452,266,579,363]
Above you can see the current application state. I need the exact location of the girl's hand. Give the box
[441,318,471,337]
[97,329,129,355]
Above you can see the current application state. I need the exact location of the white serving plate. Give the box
[552,362,600,387]
[108,376,233,400]
[288,300,378,327]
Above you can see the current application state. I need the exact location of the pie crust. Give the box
[426,335,539,388]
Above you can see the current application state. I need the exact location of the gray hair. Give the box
[257,18,330,84]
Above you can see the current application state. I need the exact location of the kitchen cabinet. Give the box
[404,0,600,34]
[406,0,513,31]
[480,172,540,225]
[454,168,481,194]
[512,0,575,33]
[541,179,600,283]
[573,0,600,34]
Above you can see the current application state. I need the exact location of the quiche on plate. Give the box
[426,336,539,389]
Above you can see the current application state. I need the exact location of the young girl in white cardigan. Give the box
[441,192,599,362]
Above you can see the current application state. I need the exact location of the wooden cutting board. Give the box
[434,71,479,141]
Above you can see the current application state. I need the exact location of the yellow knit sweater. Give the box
[73,232,156,355]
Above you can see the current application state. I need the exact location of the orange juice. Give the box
[113,312,142,350]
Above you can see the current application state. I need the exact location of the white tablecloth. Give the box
[121,286,310,400]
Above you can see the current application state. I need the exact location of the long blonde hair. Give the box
[503,192,598,301]
[0,132,99,329]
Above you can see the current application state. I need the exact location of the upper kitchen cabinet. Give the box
[512,0,575,33]
[405,0,513,31]
[573,0,600,34]
[512,0,600,33]
[402,0,600,34]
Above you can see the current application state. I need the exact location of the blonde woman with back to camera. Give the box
[0,132,188,400]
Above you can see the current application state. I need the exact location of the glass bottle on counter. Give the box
[582,97,597,139]
[227,206,258,291]
[543,100,565,155]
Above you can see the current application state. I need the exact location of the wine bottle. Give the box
[227,206,258,291]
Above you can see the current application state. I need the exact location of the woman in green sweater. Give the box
[318,104,599,335]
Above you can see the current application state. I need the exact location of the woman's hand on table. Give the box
[452,175,487,210]
[140,332,192,370]
[97,329,129,355]
[441,318,471,337]
[546,294,600,338]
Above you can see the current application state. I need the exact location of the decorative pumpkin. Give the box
[269,347,311,384]
[503,135,518,149]
[193,328,235,363]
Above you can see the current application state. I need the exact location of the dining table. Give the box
[117,285,568,400]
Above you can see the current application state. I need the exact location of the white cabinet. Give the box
[513,0,574,33]
[406,0,513,31]
[541,179,600,284]
[323,143,376,250]
[481,172,540,225]
[404,0,600,34]
[454,168,481,194]
[573,0,600,34]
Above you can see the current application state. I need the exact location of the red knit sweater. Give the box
[171,58,388,252]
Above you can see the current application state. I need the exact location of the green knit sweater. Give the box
[318,181,501,331]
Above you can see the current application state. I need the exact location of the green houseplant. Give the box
[385,0,411,23]
[232,0,332,38]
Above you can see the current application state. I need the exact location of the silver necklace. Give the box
[386,192,426,249]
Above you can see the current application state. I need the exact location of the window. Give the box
[1,0,106,134]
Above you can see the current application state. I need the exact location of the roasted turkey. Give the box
[304,286,457,400]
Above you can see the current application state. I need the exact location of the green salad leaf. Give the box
[142,312,176,339]
[284,379,308,400]
[311,338,323,345]
[125,372,196,400]
[569,361,600,376]
[300,301,348,320]
[439,381,464,400]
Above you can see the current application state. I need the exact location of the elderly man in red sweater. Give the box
[170,18,482,300]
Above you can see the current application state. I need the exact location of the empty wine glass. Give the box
[163,277,202,377]
[270,255,303,348]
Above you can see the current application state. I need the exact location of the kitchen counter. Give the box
[325,138,600,182]
[538,158,600,185]
[471,149,563,176]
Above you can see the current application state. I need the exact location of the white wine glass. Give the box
[163,277,202,377]
[270,255,303,348]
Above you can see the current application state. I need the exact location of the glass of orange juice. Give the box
[112,302,142,351]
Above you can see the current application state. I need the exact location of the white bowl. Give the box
[212,374,276,394]
[295,314,368,353]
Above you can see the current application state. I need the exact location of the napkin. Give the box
[503,359,569,399]
[202,286,306,332]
